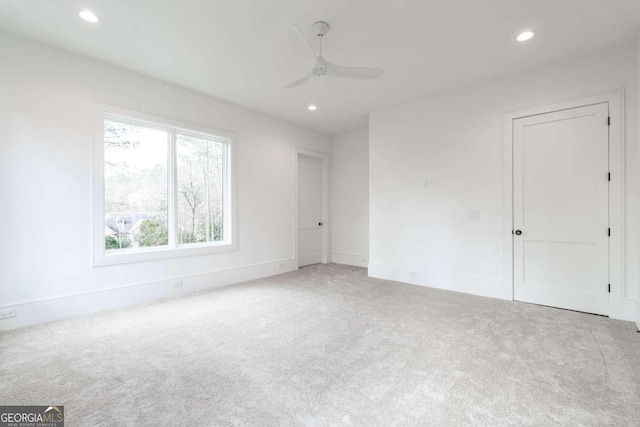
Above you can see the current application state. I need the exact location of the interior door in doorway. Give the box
[513,103,609,315]
[298,155,323,267]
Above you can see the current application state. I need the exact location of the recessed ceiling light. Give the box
[517,31,534,42]
[308,105,317,111]
[79,10,99,23]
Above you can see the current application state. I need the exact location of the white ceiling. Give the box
[1,1,640,135]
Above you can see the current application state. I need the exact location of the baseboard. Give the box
[0,259,297,331]
[332,252,369,268]
[608,296,637,322]
[299,253,322,267]
[369,263,637,322]
[368,263,510,301]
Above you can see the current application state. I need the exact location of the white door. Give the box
[513,103,609,315]
[298,155,323,267]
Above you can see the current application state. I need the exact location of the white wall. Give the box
[0,32,330,330]
[330,128,369,267]
[370,43,639,322]
[637,37,640,330]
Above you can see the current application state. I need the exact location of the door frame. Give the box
[293,147,329,268]
[502,89,632,319]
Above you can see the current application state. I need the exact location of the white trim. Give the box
[369,263,508,300]
[293,147,330,267]
[0,258,296,331]
[91,101,239,266]
[168,128,178,248]
[502,89,635,322]
[332,252,369,268]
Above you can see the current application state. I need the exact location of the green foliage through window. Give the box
[138,218,169,247]
[101,114,229,256]
[105,235,131,250]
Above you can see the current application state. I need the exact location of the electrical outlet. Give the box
[408,271,417,278]
[360,257,367,263]
[0,308,16,320]
[278,263,285,269]
[424,178,435,188]
[470,211,481,220]
[172,280,183,288]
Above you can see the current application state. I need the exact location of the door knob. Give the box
[318,222,323,226]
[515,230,522,235]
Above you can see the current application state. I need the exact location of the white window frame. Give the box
[92,102,238,266]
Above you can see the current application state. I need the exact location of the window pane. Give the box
[176,133,225,244]
[104,119,169,251]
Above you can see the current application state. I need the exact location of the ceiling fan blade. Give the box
[325,61,384,79]
[288,23,317,60]
[284,72,315,89]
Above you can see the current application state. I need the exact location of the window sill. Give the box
[92,241,238,267]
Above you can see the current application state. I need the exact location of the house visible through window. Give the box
[93,103,236,265]
[104,120,169,250]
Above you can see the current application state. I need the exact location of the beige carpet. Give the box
[1,264,639,426]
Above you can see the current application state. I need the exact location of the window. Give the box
[93,103,236,265]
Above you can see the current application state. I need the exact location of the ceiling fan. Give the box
[284,21,384,89]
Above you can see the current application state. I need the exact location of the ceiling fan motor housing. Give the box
[312,66,328,76]
[283,20,383,88]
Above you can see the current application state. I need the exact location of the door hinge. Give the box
[608,228,611,237]
[608,172,611,181]
[608,284,611,293]
[608,116,611,126]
